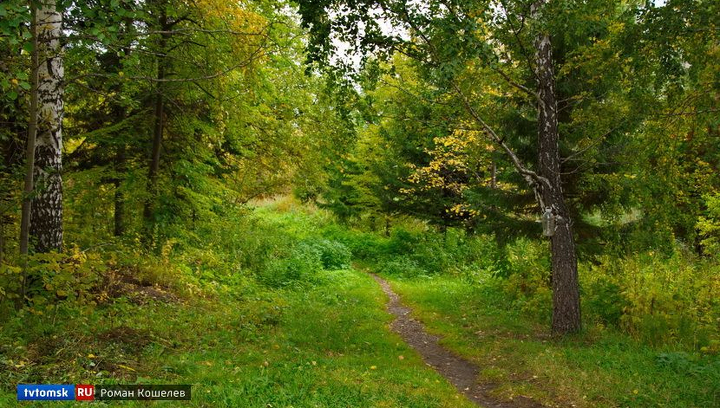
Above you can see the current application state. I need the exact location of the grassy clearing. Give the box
[1,268,475,407]
[3,200,718,408]
[387,275,720,408]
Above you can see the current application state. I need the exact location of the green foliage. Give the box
[0,208,477,407]
[1,0,719,405]
[582,252,720,349]
[582,275,628,327]
[304,237,352,270]
[697,193,720,257]
[0,248,105,315]
[321,225,386,261]
[501,239,553,319]
[381,256,426,278]
[257,238,352,288]
[25,249,104,306]
[258,242,324,288]
[329,222,507,281]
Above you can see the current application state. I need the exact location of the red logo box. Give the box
[75,385,94,401]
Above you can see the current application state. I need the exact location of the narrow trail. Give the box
[370,274,545,408]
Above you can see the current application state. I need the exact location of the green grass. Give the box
[4,201,718,408]
[387,275,720,408]
[1,269,475,408]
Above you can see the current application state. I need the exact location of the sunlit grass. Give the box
[389,275,720,408]
[1,270,475,408]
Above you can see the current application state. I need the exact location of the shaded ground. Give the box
[371,273,546,408]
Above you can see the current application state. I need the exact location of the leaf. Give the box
[117,364,136,371]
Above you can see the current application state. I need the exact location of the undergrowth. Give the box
[1,196,718,407]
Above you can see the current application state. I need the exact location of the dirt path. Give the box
[371,274,544,408]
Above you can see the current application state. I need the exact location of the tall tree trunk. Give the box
[0,218,5,266]
[490,159,497,190]
[114,145,126,237]
[143,12,168,243]
[20,5,39,261]
[30,1,64,253]
[533,1,581,334]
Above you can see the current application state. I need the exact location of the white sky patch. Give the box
[328,3,410,72]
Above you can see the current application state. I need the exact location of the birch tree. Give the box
[29,0,64,253]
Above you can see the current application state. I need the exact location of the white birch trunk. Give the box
[30,1,64,252]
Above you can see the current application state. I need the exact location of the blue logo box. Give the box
[17,384,75,400]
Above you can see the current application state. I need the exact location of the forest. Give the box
[0,0,718,406]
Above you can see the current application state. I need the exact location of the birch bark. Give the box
[30,1,64,253]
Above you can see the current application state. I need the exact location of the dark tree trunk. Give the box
[143,12,169,242]
[30,2,64,253]
[114,146,126,237]
[533,2,581,334]
[0,220,4,265]
[114,182,124,236]
[490,159,497,190]
[143,77,164,222]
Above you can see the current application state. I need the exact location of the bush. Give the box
[498,238,552,319]
[698,193,720,258]
[318,223,386,261]
[304,238,352,270]
[258,243,324,288]
[582,275,628,327]
[386,229,421,256]
[583,252,720,349]
[381,256,427,278]
[0,247,105,312]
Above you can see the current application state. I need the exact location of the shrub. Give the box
[321,224,386,261]
[257,243,324,289]
[381,256,427,278]
[697,193,720,258]
[583,252,720,349]
[305,238,352,270]
[386,229,421,257]
[582,275,628,327]
[499,238,552,319]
